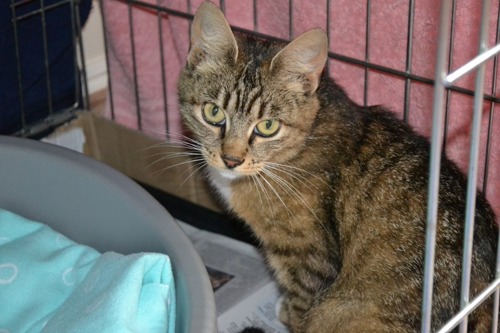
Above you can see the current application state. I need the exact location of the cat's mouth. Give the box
[211,164,261,179]
[204,150,264,179]
[207,160,264,180]
[204,154,245,179]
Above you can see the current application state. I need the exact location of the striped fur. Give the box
[178,2,498,332]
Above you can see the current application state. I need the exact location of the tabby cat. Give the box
[177,2,498,332]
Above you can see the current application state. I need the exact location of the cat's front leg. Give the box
[278,295,310,332]
[277,298,290,326]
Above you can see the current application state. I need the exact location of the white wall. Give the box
[81,1,107,94]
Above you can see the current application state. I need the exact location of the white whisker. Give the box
[264,164,319,193]
[252,173,278,224]
[146,151,203,170]
[151,158,206,177]
[266,162,334,192]
[138,135,201,153]
[142,134,205,174]
[178,160,208,190]
[251,175,265,207]
[147,151,203,160]
[262,168,328,233]
[258,172,294,224]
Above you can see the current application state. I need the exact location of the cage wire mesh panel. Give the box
[96,0,499,332]
[2,0,91,137]
[423,0,500,332]
[101,0,500,211]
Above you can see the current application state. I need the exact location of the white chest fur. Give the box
[206,166,235,208]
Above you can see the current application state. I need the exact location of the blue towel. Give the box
[0,209,175,333]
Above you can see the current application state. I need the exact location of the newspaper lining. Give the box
[178,221,290,333]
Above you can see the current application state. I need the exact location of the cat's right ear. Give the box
[187,1,238,68]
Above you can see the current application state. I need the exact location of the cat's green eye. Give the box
[255,119,281,137]
[202,103,226,126]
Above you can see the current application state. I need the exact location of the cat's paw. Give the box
[278,297,290,326]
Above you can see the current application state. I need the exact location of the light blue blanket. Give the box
[0,209,175,333]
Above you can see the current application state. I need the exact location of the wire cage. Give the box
[3,0,90,137]
[4,0,500,332]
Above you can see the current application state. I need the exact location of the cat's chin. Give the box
[214,168,240,180]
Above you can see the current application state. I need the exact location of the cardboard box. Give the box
[45,111,223,213]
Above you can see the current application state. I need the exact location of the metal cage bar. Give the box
[11,2,26,130]
[494,233,500,333]
[485,5,500,333]
[459,1,493,331]
[438,278,500,333]
[403,0,416,123]
[127,1,142,130]
[445,44,500,86]
[40,0,54,115]
[421,0,454,331]
[325,0,331,74]
[99,0,115,120]
[157,10,169,139]
[442,0,457,154]
[73,0,90,111]
[70,0,79,107]
[363,0,371,107]
[252,0,257,31]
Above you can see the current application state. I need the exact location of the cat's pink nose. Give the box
[222,155,244,169]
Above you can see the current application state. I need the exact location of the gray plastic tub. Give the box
[0,136,216,333]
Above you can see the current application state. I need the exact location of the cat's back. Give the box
[313,81,431,191]
[315,78,496,260]
[310,77,497,331]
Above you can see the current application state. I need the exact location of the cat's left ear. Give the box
[270,29,328,94]
[187,1,238,68]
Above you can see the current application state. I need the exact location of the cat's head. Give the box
[178,1,328,180]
